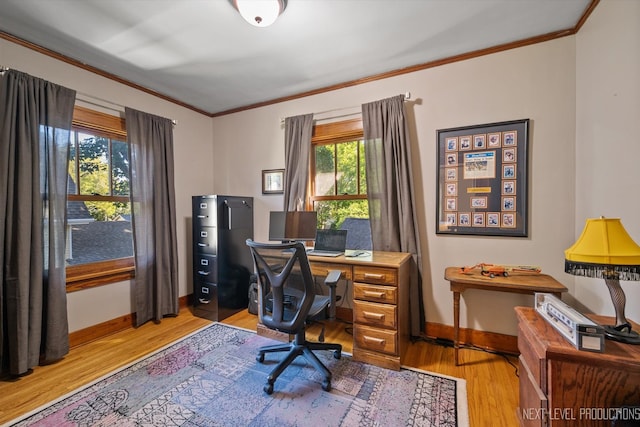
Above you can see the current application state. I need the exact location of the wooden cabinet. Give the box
[516,307,640,427]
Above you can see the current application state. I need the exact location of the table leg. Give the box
[453,290,460,366]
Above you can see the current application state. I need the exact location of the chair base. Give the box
[257,332,342,395]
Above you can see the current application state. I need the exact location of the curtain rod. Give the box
[0,67,177,125]
[279,92,411,125]
[77,92,177,126]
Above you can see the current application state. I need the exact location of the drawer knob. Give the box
[363,311,385,321]
[363,290,385,298]
[363,336,385,345]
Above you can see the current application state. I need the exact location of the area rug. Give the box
[5,323,468,427]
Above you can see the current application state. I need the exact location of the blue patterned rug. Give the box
[6,323,468,426]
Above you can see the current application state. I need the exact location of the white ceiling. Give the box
[0,0,592,116]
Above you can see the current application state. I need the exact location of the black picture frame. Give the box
[436,119,529,237]
[262,169,284,194]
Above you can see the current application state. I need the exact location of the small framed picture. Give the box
[502,180,516,195]
[488,132,501,147]
[459,212,471,226]
[503,148,516,163]
[502,164,516,179]
[472,212,485,227]
[503,131,517,146]
[459,136,472,151]
[446,167,458,181]
[471,196,488,209]
[487,212,500,227]
[502,213,516,228]
[473,134,486,149]
[262,169,284,194]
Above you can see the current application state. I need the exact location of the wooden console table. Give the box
[444,266,567,365]
[516,307,640,427]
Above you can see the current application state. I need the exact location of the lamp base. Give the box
[604,323,640,345]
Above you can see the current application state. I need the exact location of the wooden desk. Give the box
[444,266,567,366]
[516,307,640,427]
[259,250,413,371]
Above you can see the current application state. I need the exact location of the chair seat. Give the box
[264,289,331,327]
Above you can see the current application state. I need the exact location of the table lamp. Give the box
[564,217,640,344]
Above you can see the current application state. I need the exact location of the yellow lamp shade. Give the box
[565,218,640,266]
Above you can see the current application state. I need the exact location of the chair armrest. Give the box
[324,270,342,320]
[324,270,342,287]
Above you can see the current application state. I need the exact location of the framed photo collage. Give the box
[436,119,529,237]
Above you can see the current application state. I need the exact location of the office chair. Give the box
[245,239,343,395]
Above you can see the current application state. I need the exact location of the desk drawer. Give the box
[354,282,397,304]
[309,262,352,281]
[354,324,397,355]
[354,300,397,328]
[353,266,396,285]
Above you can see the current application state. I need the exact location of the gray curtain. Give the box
[125,107,178,327]
[0,69,75,375]
[283,114,313,211]
[362,94,424,337]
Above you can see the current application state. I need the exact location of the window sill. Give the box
[66,257,135,292]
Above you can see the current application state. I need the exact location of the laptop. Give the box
[307,229,347,257]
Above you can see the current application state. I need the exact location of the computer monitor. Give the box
[269,211,318,241]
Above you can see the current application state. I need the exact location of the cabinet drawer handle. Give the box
[197,243,208,247]
[197,215,207,219]
[198,298,210,304]
[363,311,385,320]
[363,290,385,298]
[364,273,385,280]
[197,270,210,276]
[363,335,385,345]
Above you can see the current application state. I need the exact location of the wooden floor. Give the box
[0,307,520,426]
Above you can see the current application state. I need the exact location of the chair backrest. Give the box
[245,239,316,333]
[339,217,372,250]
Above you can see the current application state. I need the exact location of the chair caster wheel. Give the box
[264,383,274,394]
[322,380,331,392]
[257,353,265,363]
[333,350,341,359]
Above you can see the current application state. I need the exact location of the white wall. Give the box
[212,37,577,336]
[0,38,214,331]
[574,0,640,321]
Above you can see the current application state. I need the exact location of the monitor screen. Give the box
[269,211,318,241]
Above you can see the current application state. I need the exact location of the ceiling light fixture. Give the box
[231,0,287,27]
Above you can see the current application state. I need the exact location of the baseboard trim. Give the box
[424,321,518,355]
[70,300,518,356]
[69,296,190,349]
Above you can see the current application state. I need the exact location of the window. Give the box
[309,118,368,228]
[66,106,134,291]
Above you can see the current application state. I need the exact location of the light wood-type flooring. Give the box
[0,307,520,426]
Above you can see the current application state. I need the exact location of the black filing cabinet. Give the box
[192,195,253,321]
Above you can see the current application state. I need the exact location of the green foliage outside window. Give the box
[313,139,368,229]
[68,132,131,221]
